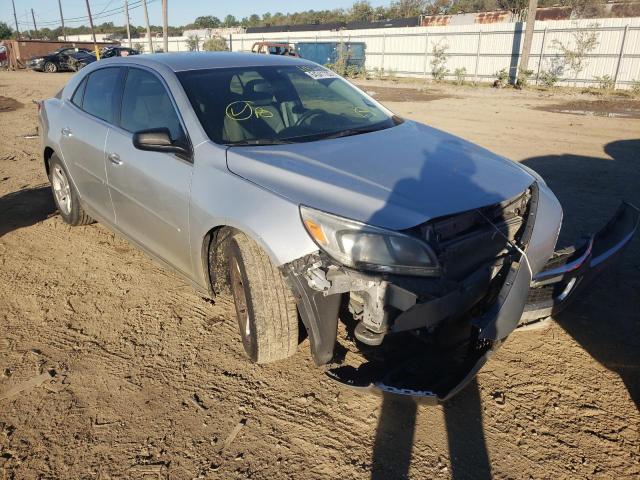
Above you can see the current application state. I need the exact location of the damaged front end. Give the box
[283,185,639,403]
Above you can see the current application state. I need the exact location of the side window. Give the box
[120,68,184,142]
[71,76,87,108]
[82,68,122,124]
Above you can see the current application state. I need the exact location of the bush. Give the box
[326,62,366,79]
[516,67,534,89]
[202,36,228,51]
[430,40,449,82]
[538,70,560,88]
[454,67,466,86]
[594,74,614,90]
[345,64,366,79]
[632,80,640,96]
[186,35,200,52]
[494,68,509,88]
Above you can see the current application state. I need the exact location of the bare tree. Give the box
[552,24,599,86]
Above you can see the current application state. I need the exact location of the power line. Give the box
[18,0,158,29]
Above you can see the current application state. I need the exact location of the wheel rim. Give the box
[230,257,251,338]
[51,165,72,215]
[45,63,56,72]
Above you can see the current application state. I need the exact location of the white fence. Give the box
[227,17,640,89]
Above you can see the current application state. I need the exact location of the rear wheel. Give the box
[44,61,58,73]
[225,231,298,364]
[48,155,93,226]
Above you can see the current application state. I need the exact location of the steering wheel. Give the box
[294,109,327,127]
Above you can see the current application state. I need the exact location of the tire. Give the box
[44,61,58,73]
[225,231,298,364]
[48,154,93,226]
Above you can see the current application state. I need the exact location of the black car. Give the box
[26,47,96,73]
[100,46,139,58]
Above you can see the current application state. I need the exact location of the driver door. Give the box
[105,67,193,276]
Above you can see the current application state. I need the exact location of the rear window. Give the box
[71,77,87,107]
[82,68,121,124]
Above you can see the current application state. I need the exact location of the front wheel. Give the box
[43,61,58,73]
[225,231,299,364]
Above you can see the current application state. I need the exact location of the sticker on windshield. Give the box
[226,101,275,121]
[353,107,373,118]
[297,65,339,80]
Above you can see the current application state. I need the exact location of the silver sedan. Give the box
[39,52,638,402]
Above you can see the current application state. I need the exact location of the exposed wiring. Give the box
[476,208,534,279]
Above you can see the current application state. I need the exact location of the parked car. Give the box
[251,42,298,57]
[0,46,8,68]
[27,47,96,73]
[38,53,638,402]
[101,46,139,58]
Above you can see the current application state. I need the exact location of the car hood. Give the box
[226,120,534,230]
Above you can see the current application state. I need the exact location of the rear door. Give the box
[59,67,123,224]
[104,66,193,275]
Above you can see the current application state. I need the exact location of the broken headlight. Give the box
[300,205,440,276]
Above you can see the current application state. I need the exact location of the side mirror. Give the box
[132,128,190,158]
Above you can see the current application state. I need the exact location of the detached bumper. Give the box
[523,202,639,322]
[324,202,639,403]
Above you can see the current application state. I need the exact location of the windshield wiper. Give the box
[314,126,385,141]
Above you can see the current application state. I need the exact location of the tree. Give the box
[202,36,228,51]
[223,15,238,27]
[388,0,427,18]
[350,1,374,21]
[248,14,261,26]
[185,35,200,51]
[0,21,13,40]
[552,24,599,85]
[194,16,221,28]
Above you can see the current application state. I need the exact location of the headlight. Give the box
[300,205,440,276]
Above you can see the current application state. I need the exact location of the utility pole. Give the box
[84,0,100,59]
[519,0,539,78]
[142,0,153,53]
[58,0,67,41]
[162,0,168,52]
[11,0,21,39]
[124,0,132,48]
[31,9,38,38]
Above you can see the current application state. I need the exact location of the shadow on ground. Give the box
[0,185,55,237]
[368,139,639,478]
[523,139,640,408]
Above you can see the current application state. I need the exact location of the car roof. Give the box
[100,51,316,72]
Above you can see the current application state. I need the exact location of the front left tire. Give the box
[224,230,299,364]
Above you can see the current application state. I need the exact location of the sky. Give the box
[3,0,392,31]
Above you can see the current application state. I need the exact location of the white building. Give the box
[57,33,113,42]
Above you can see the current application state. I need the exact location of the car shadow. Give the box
[0,185,56,237]
[522,139,640,408]
[364,138,497,479]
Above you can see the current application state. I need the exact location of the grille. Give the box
[419,188,532,281]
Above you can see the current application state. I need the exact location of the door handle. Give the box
[107,153,123,165]
[61,127,72,137]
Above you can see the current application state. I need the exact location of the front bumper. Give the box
[26,60,44,71]
[292,201,638,403]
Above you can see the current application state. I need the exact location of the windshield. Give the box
[177,65,400,145]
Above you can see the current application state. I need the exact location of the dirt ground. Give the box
[1,70,638,480]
